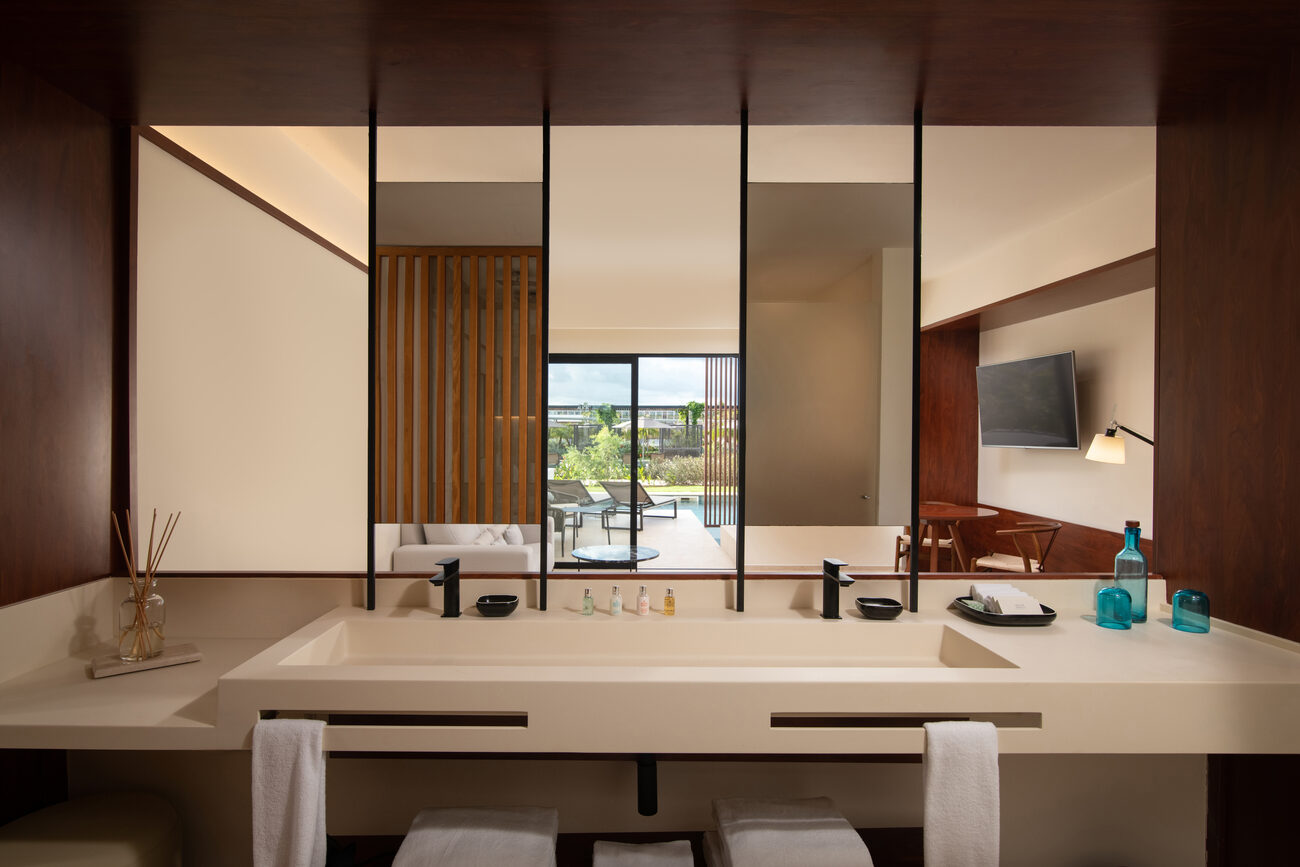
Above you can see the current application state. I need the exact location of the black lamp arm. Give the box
[1109,422,1154,446]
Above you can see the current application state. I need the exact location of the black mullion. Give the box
[629,356,639,558]
[736,109,748,612]
[540,110,550,610]
[366,109,377,610]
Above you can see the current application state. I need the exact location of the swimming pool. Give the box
[671,493,733,543]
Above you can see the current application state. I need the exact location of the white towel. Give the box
[593,839,694,865]
[393,806,559,867]
[923,721,1000,867]
[702,830,726,867]
[252,718,327,867]
[713,797,873,867]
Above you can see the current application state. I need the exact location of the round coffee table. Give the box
[570,545,660,569]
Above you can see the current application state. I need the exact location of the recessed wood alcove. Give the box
[919,249,1156,572]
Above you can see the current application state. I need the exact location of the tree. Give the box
[685,400,705,426]
[595,403,619,429]
[553,427,646,482]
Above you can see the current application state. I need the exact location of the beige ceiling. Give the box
[747,183,913,302]
[153,124,1155,324]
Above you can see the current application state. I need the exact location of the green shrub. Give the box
[553,427,646,481]
[646,455,706,485]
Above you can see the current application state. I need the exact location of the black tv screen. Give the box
[975,351,1080,449]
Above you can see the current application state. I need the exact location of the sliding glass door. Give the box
[547,355,736,570]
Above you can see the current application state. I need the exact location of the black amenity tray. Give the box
[951,596,1057,627]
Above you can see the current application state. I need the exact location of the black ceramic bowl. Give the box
[476,594,519,617]
[855,596,903,620]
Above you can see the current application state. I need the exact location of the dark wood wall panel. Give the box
[918,326,979,505]
[1156,51,1300,644]
[0,63,117,606]
[960,504,1154,574]
[4,2,1298,127]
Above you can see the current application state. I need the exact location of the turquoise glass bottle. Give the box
[1114,520,1148,623]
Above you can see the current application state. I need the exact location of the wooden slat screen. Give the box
[704,355,739,527]
[375,246,543,524]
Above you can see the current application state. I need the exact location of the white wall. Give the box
[549,127,740,347]
[978,289,1155,533]
[920,126,1155,327]
[747,258,879,526]
[154,126,368,262]
[876,248,913,525]
[136,139,368,570]
[923,175,1154,326]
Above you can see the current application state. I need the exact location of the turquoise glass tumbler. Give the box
[1172,589,1211,633]
[1096,587,1132,629]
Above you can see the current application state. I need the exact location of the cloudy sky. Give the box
[548,357,707,406]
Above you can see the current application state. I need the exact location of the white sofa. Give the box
[383,519,555,572]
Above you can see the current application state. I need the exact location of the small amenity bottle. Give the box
[663,587,676,616]
[581,587,594,616]
[1114,520,1148,623]
[637,585,650,615]
[610,585,622,616]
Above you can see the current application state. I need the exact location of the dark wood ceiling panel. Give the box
[2,1,1297,126]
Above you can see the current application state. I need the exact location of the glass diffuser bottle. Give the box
[118,588,166,661]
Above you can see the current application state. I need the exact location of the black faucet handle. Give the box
[429,557,460,584]
[823,558,853,585]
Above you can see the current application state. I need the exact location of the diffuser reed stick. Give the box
[111,508,180,661]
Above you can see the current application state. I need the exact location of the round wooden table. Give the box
[916,504,999,572]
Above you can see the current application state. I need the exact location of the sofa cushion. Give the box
[503,524,524,545]
[425,524,483,545]
[473,529,497,546]
[400,524,426,545]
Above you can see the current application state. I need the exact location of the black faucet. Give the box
[822,558,854,619]
[429,557,462,618]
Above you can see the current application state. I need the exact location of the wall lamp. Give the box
[1085,421,1154,464]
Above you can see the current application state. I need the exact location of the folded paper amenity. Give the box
[970,583,1043,615]
[712,797,874,866]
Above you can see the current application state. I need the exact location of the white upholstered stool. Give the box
[0,791,181,866]
[392,805,559,866]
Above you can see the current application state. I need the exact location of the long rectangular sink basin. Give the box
[278,619,1016,669]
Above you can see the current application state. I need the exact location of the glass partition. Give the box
[548,127,740,574]
[743,126,914,574]
[918,126,1155,574]
[135,126,369,570]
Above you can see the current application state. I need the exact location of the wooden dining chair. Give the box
[971,522,1063,573]
[894,502,957,571]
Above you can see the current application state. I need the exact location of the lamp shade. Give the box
[1086,432,1126,464]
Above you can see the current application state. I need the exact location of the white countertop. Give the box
[2,578,1298,755]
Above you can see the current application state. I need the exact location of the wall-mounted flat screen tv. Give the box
[975,351,1080,449]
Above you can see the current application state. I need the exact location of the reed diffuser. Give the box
[111,508,180,662]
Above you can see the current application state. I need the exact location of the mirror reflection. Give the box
[372,127,546,574]
[134,126,369,570]
[917,126,1156,575]
[547,127,740,572]
[744,125,914,573]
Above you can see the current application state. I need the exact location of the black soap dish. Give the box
[475,594,519,617]
[855,597,904,620]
